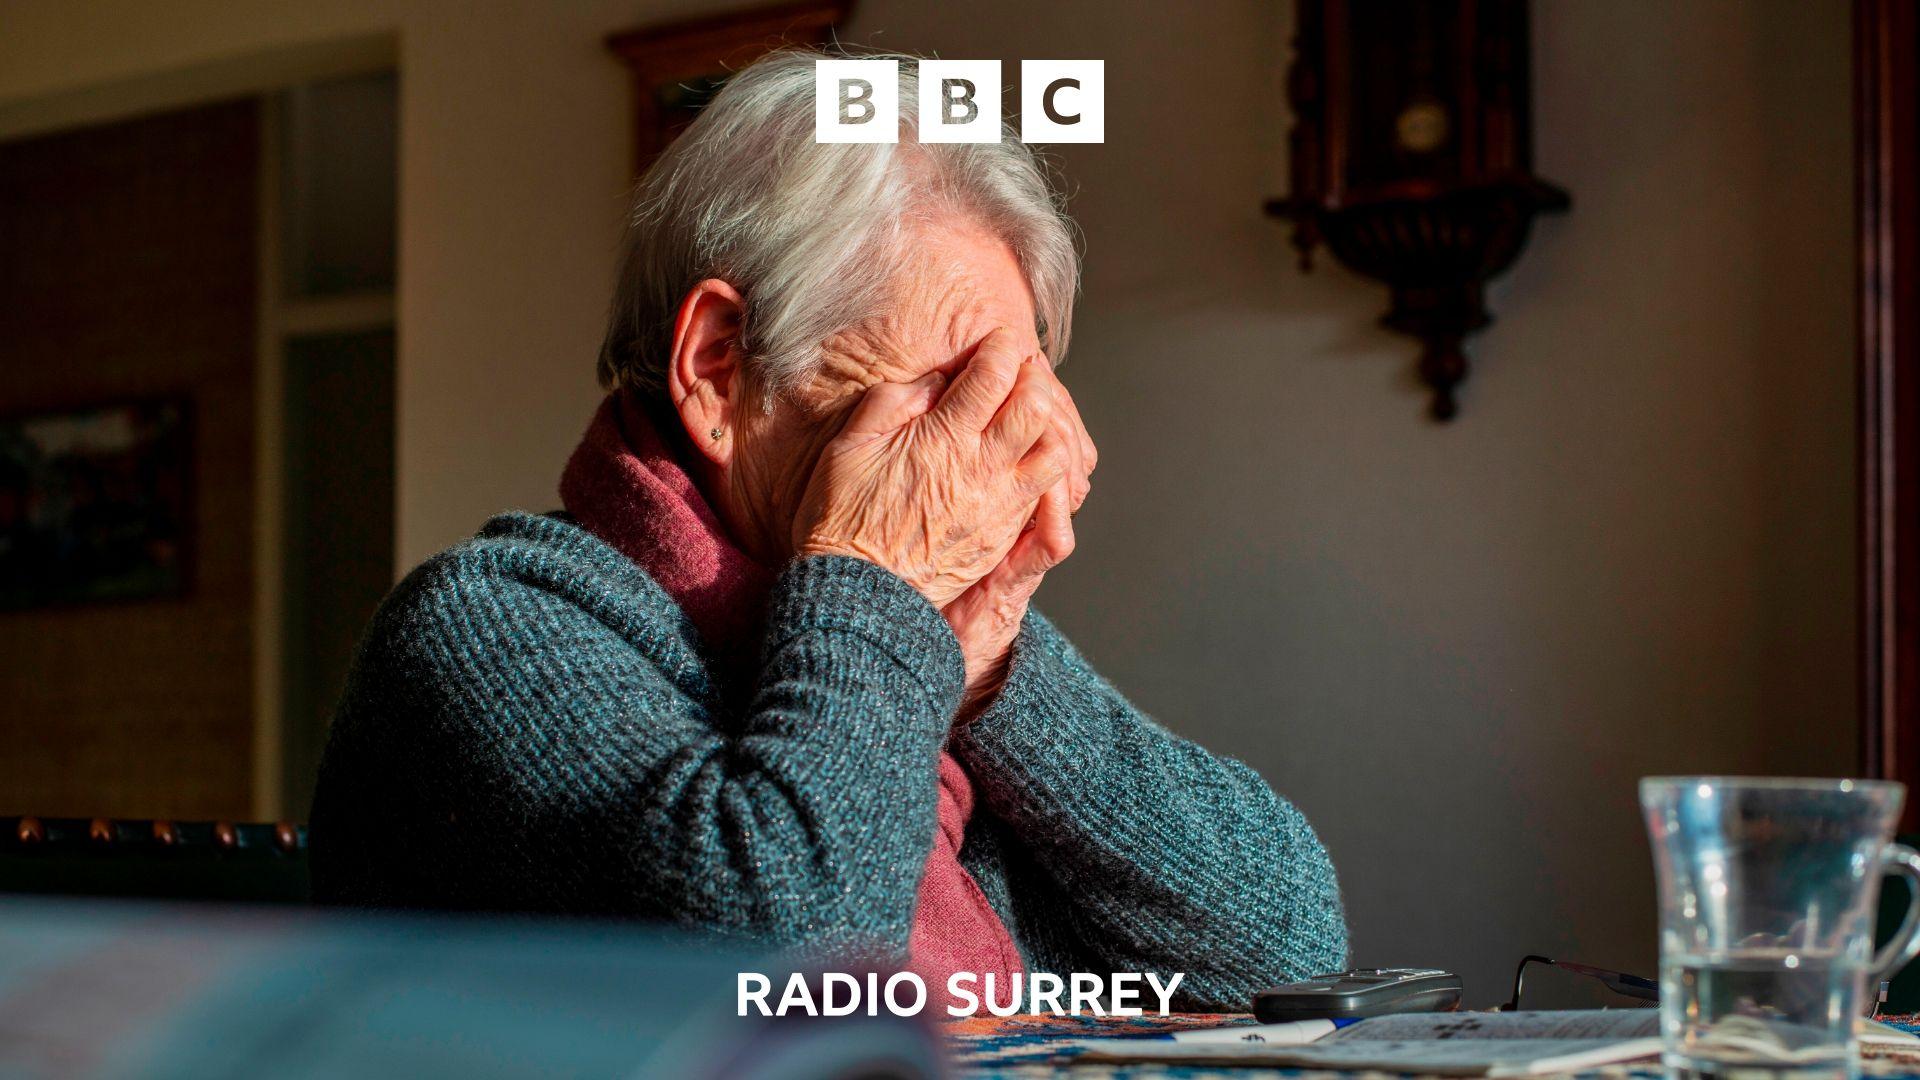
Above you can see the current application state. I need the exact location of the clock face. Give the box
[1341,13,1462,189]
[1395,100,1450,154]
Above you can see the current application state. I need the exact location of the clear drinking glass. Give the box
[1641,777,1920,1079]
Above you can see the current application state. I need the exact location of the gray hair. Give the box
[597,48,1080,399]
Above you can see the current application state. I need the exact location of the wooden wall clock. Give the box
[1269,0,1568,421]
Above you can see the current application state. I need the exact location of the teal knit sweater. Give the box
[309,511,1346,1010]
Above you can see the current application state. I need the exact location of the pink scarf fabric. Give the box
[560,391,1022,1002]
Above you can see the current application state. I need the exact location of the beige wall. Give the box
[0,0,1855,1003]
[845,0,1855,999]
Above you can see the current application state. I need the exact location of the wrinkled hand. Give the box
[794,327,1071,610]
[943,362,1095,710]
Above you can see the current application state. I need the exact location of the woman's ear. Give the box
[666,278,748,466]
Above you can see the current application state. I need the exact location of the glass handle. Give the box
[1872,842,1920,979]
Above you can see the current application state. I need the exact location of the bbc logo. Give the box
[815,59,1104,144]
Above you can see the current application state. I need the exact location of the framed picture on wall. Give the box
[0,398,192,610]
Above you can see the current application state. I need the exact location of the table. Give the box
[946,1012,1920,1080]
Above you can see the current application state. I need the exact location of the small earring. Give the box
[709,428,723,441]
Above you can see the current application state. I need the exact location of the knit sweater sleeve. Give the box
[950,611,1348,1011]
[311,540,961,965]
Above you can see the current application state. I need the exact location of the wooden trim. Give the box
[277,292,396,338]
[1859,0,1920,814]
[252,100,286,822]
[0,34,395,144]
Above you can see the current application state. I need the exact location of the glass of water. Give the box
[1642,777,1920,1078]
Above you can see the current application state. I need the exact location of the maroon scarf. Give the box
[560,391,1022,1005]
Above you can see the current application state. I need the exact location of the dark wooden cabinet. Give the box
[607,0,850,175]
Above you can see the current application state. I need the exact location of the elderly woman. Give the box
[310,50,1345,1011]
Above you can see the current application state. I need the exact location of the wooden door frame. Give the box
[1859,0,1920,820]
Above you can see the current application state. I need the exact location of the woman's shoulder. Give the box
[371,510,700,661]
[409,509,644,590]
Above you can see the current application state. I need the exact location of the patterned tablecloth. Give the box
[945,1012,1920,1080]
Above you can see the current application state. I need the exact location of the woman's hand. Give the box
[793,327,1072,610]
[942,362,1096,709]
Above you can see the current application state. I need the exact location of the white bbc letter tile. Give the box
[1020,60,1104,144]
[815,59,899,143]
[917,59,1002,144]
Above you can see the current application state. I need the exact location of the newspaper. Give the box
[1071,1009,1664,1076]
[1072,1010,1920,1075]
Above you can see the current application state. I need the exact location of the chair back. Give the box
[0,816,310,903]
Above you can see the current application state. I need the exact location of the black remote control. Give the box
[1252,967,1463,1022]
